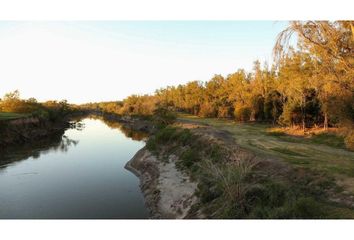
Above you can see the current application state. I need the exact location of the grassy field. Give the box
[178,114,354,196]
[0,112,28,121]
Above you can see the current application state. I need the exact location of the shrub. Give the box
[199,103,217,118]
[156,126,177,141]
[288,197,325,219]
[246,182,288,208]
[197,173,222,204]
[146,137,157,152]
[234,106,251,121]
[206,145,223,163]
[180,149,200,168]
[177,129,193,145]
[152,106,176,128]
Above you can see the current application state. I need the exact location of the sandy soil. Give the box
[125,147,197,219]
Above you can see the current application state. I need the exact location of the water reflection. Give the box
[89,115,148,141]
[0,126,80,170]
[0,118,148,219]
[69,120,86,131]
[60,135,79,152]
[0,116,146,170]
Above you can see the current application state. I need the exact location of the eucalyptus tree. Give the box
[274,21,354,128]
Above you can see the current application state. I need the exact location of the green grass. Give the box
[267,131,346,149]
[178,114,354,194]
[149,120,354,218]
[271,147,308,157]
[309,133,346,148]
[0,112,28,121]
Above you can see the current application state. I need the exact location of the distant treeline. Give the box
[0,90,75,122]
[80,95,156,118]
[82,21,353,131]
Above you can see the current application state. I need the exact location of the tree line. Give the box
[83,21,353,132]
[0,90,73,121]
[2,22,352,132]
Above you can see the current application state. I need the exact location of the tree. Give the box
[153,105,176,127]
[264,90,283,125]
[183,81,204,115]
[1,90,25,113]
[87,21,352,135]
[274,21,354,129]
[277,50,316,131]
[226,70,251,120]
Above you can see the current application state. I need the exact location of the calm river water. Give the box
[0,118,149,219]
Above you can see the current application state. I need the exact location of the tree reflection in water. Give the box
[59,135,79,152]
[89,115,148,141]
[0,115,148,171]
[69,120,85,131]
[0,130,80,169]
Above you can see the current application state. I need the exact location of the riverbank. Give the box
[126,119,354,218]
[0,116,70,149]
[3,110,353,218]
[99,113,155,133]
[0,111,152,150]
[125,147,198,218]
[0,118,149,219]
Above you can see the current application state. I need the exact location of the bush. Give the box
[146,137,157,152]
[288,197,325,219]
[246,182,288,209]
[154,126,178,142]
[206,145,223,163]
[199,103,217,118]
[234,106,251,121]
[146,127,177,153]
[32,109,50,120]
[197,173,222,204]
[152,106,176,128]
[152,126,193,146]
[177,129,193,145]
[180,149,200,168]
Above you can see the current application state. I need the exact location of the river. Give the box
[0,117,149,219]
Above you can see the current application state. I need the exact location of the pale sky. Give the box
[0,21,288,103]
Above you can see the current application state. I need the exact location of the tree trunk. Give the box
[302,94,306,134]
[302,117,306,133]
[324,112,328,130]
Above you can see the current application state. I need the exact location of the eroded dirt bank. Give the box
[125,122,290,218]
[126,121,354,219]
[125,147,197,218]
[0,117,69,149]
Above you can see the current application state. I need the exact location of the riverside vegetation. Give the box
[144,117,354,218]
[0,90,81,148]
[0,21,353,218]
[82,21,354,150]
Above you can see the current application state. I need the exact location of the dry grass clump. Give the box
[268,126,339,137]
[268,126,353,150]
[205,149,258,202]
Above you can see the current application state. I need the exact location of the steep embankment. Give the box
[126,121,354,219]
[126,147,197,218]
[0,117,69,149]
